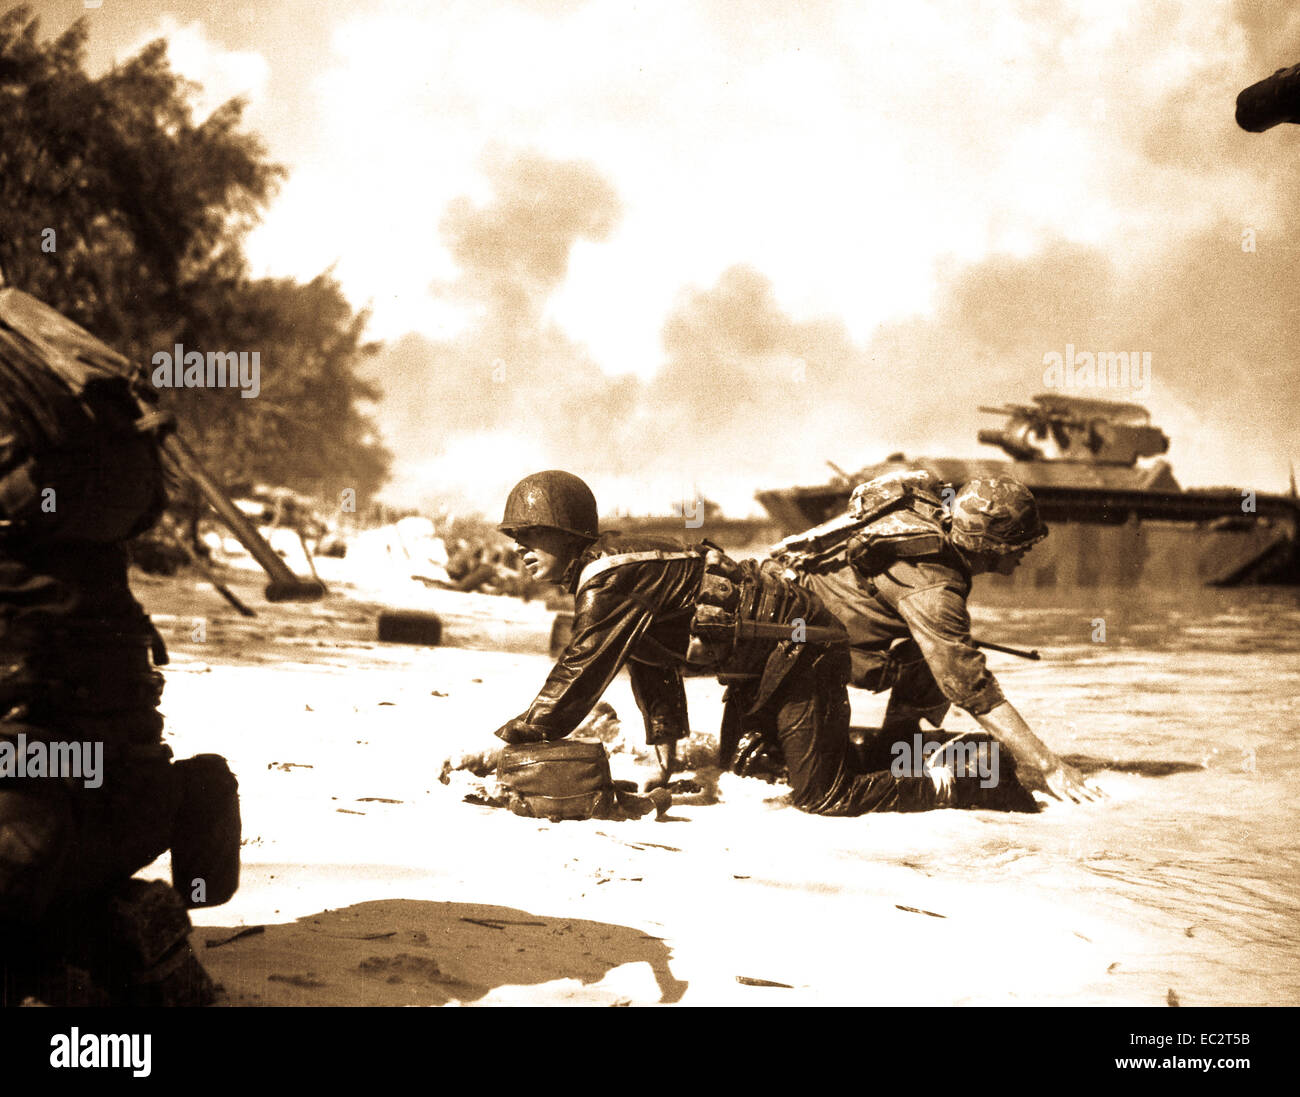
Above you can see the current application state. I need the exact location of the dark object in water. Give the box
[377,610,443,646]
[1061,755,1205,779]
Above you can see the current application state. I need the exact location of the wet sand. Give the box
[133,566,1300,1006]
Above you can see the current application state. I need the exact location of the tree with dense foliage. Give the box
[0,5,390,507]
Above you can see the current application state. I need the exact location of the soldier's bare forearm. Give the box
[974,701,1104,803]
[972,700,1061,774]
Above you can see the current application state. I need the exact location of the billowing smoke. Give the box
[366,151,645,515]
[372,3,1300,522]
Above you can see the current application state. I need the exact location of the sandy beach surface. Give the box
[131,562,1300,1007]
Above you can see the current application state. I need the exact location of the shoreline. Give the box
[130,566,1289,1006]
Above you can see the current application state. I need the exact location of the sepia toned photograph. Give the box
[0,0,1295,1060]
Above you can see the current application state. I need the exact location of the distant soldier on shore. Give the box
[491,470,1029,813]
[776,473,1102,804]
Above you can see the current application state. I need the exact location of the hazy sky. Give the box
[24,0,1300,513]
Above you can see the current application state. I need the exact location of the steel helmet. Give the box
[949,478,1048,554]
[499,470,599,540]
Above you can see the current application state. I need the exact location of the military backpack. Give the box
[0,289,168,544]
[772,468,953,579]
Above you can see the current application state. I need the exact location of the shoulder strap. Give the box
[576,549,701,592]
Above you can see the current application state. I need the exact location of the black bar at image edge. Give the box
[0,1005,1288,1082]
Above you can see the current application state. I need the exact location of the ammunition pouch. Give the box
[685,549,748,668]
[687,550,834,675]
[688,551,845,722]
[171,754,240,909]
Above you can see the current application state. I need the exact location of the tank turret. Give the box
[976,394,1169,466]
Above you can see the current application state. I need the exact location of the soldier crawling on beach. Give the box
[772,472,1103,805]
[489,469,1032,815]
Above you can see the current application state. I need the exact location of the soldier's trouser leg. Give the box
[768,646,938,816]
[0,754,178,923]
[719,682,787,779]
[881,640,951,733]
[0,782,70,924]
[628,661,688,746]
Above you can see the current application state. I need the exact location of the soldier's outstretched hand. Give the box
[1036,762,1105,804]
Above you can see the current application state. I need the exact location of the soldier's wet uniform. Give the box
[497,504,954,815]
[762,474,1058,812]
[800,543,1005,731]
[501,532,702,749]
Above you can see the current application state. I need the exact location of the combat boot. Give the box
[26,879,221,1006]
[105,879,219,1005]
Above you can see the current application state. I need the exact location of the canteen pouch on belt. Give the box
[685,549,748,667]
[498,739,618,821]
[170,754,241,908]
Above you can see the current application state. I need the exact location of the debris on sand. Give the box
[377,609,443,646]
[206,925,266,949]
[268,973,327,988]
[594,832,682,852]
[736,976,794,989]
[895,905,946,919]
[460,917,548,930]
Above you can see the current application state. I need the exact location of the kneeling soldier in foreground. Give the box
[0,289,240,1005]
[493,470,1022,814]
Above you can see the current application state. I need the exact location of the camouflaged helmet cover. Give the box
[949,478,1048,554]
[499,470,599,540]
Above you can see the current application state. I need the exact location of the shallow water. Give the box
[146,572,1300,1005]
[920,584,1300,1004]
